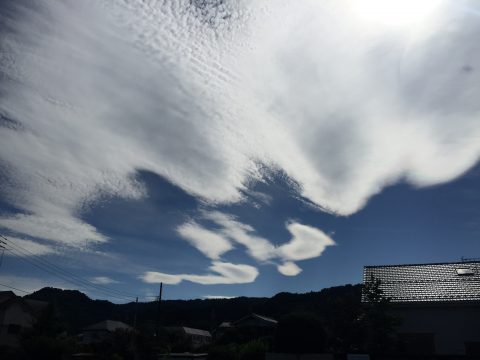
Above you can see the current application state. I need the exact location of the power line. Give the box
[0,282,30,294]
[1,234,137,298]
[0,235,137,302]
[6,246,133,302]
[0,237,5,268]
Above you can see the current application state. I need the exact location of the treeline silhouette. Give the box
[25,284,362,334]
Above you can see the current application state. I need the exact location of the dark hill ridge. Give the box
[25,284,362,334]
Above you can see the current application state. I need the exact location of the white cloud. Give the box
[204,212,276,262]
[277,223,336,261]
[3,237,57,256]
[176,211,334,276]
[277,261,302,276]
[140,272,183,285]
[0,215,107,246]
[90,276,120,285]
[177,221,233,260]
[1,0,479,260]
[140,261,259,285]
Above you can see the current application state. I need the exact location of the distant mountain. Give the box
[25,284,362,334]
[25,287,127,333]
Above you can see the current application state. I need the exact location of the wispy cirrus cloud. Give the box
[3,237,57,256]
[90,276,120,285]
[0,215,107,247]
[1,0,480,285]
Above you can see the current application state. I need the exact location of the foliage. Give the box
[208,339,269,360]
[25,284,375,357]
[238,339,269,360]
[208,343,238,360]
[22,335,77,360]
[273,312,326,354]
[324,290,364,353]
[362,274,390,304]
[21,303,78,360]
[85,329,135,360]
[26,284,363,333]
[358,274,401,354]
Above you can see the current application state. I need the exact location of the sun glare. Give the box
[352,0,444,28]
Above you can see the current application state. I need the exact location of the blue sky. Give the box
[1,0,480,302]
[1,163,479,301]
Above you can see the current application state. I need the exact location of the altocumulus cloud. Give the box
[140,261,259,285]
[1,0,480,283]
[163,211,335,281]
[177,221,234,261]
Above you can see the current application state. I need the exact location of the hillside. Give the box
[25,284,362,334]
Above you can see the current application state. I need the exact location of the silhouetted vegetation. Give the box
[26,284,363,334]
[7,283,404,358]
[273,312,326,354]
[358,274,401,355]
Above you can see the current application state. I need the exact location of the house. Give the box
[166,327,212,349]
[0,291,48,347]
[215,313,277,342]
[363,260,480,356]
[233,313,278,328]
[81,319,132,344]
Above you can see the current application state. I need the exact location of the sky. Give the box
[0,0,479,302]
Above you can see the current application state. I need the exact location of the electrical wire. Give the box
[1,234,137,298]
[0,282,30,293]
[0,235,137,302]
[6,247,133,302]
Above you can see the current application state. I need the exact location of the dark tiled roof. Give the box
[182,327,211,337]
[84,320,132,332]
[363,261,480,303]
[234,313,277,326]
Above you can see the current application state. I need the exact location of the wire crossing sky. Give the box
[0,0,479,301]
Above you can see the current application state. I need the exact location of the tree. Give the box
[359,274,400,354]
[273,312,326,354]
[22,304,77,360]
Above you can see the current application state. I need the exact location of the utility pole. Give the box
[133,297,138,330]
[155,282,163,337]
[0,236,6,268]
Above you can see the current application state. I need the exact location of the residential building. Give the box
[0,291,48,347]
[214,313,277,342]
[81,319,132,344]
[167,327,212,349]
[233,313,278,328]
[363,260,480,356]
